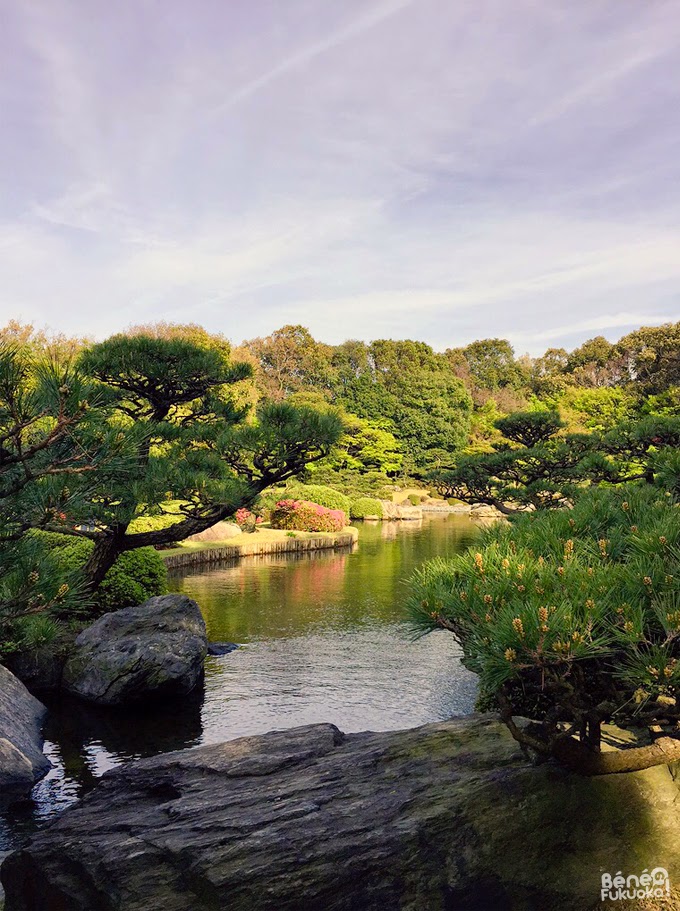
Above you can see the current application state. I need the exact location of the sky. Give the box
[1,0,679,355]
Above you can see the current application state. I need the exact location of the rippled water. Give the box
[0,514,479,854]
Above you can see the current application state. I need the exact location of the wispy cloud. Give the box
[0,0,678,352]
[506,313,672,349]
[210,0,416,115]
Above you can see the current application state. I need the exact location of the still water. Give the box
[1,515,479,853]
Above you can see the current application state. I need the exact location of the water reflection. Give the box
[172,515,480,740]
[0,514,479,853]
[0,691,203,853]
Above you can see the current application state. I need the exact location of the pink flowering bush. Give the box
[270,500,346,533]
[234,507,262,533]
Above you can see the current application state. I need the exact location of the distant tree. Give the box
[566,335,613,370]
[615,322,680,393]
[337,339,472,470]
[429,438,597,515]
[329,414,402,475]
[245,325,336,401]
[529,347,571,397]
[448,338,527,392]
[0,320,89,361]
[565,335,622,387]
[556,386,635,434]
[285,390,402,479]
[430,406,680,514]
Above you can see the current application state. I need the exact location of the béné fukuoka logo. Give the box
[601,867,670,902]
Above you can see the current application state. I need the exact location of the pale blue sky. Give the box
[1,0,679,353]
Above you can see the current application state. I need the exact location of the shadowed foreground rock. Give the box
[3,715,680,911]
[62,594,207,705]
[0,665,51,798]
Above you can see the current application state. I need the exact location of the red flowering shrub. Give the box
[234,507,262,533]
[270,500,346,533]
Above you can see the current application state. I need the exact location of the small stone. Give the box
[207,642,239,656]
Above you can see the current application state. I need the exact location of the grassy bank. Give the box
[162,526,359,569]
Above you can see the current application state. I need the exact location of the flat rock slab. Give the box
[3,715,680,910]
[0,665,50,798]
[62,594,207,705]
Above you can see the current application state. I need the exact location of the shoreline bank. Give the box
[162,527,359,569]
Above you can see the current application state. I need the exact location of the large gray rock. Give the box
[185,521,242,543]
[62,594,207,706]
[3,715,680,910]
[379,500,423,520]
[0,665,51,798]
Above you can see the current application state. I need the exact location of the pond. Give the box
[0,514,479,854]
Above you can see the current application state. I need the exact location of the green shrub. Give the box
[409,484,680,774]
[127,514,183,534]
[32,532,168,612]
[408,493,421,506]
[447,497,459,506]
[99,548,168,611]
[285,484,351,514]
[12,614,61,650]
[350,498,384,519]
[301,467,394,497]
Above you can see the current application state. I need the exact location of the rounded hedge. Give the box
[33,532,168,612]
[286,485,351,514]
[350,497,384,519]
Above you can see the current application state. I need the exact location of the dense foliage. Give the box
[56,331,344,589]
[245,329,473,471]
[283,484,351,514]
[0,329,344,656]
[430,411,680,514]
[36,533,168,613]
[349,497,384,519]
[409,484,680,774]
[0,344,129,655]
[2,316,677,659]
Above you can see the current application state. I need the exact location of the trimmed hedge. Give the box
[349,498,384,519]
[286,485,351,514]
[32,532,168,612]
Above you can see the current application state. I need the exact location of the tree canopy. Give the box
[410,483,680,774]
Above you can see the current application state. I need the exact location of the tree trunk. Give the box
[83,533,125,594]
[500,699,680,775]
[552,733,680,775]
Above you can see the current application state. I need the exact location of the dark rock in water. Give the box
[207,642,239,656]
[0,665,51,799]
[62,594,207,706]
[3,714,680,910]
